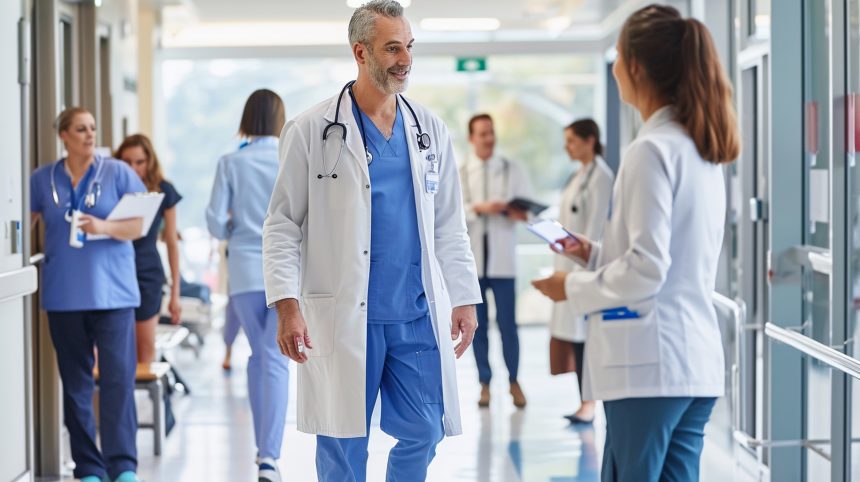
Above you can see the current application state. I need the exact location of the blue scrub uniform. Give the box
[315,103,444,482]
[30,156,146,481]
[206,137,290,461]
[602,397,717,482]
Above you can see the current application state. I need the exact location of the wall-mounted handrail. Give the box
[765,322,860,380]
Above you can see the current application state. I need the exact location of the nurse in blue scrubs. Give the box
[206,89,289,482]
[30,107,147,482]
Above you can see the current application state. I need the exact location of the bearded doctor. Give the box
[262,1,481,481]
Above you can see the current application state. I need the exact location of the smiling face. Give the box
[118,145,148,181]
[563,128,594,162]
[358,15,413,95]
[59,112,96,158]
[469,118,496,160]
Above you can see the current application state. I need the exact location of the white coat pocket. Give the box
[593,305,660,368]
[300,294,336,357]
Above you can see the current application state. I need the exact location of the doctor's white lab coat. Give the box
[460,154,532,278]
[565,106,726,402]
[549,156,614,342]
[262,91,482,438]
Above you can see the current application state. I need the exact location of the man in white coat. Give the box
[262,1,481,481]
[459,114,532,408]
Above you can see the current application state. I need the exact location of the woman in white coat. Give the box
[533,5,739,481]
[548,119,613,425]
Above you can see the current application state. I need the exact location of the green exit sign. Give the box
[456,57,487,72]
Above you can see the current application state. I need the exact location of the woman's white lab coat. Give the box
[549,156,614,342]
[565,106,726,401]
[262,92,482,438]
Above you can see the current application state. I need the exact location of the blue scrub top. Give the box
[30,156,147,312]
[353,102,428,323]
[205,137,280,295]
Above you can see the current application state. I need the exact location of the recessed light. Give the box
[419,18,501,32]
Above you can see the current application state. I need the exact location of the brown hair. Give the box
[566,119,603,157]
[55,106,93,134]
[468,113,493,136]
[618,4,739,164]
[114,134,165,192]
[238,89,286,137]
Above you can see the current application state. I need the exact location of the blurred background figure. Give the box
[30,107,147,482]
[548,119,613,425]
[206,89,289,482]
[116,133,183,363]
[460,113,533,409]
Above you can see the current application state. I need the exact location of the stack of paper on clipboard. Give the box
[87,192,165,241]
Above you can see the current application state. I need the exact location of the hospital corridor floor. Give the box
[44,325,738,481]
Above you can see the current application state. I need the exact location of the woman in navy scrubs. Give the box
[116,133,183,363]
[30,107,146,482]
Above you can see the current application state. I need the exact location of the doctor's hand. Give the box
[550,234,591,264]
[473,201,508,216]
[531,271,569,302]
[505,207,529,222]
[451,305,478,359]
[275,298,313,363]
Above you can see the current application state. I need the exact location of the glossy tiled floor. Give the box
[48,324,741,481]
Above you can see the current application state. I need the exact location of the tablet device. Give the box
[526,219,577,246]
[507,197,549,215]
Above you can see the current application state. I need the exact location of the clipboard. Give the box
[87,192,165,240]
[507,197,549,215]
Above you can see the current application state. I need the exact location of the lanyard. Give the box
[67,161,97,212]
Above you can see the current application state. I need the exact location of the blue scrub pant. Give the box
[231,291,290,459]
[602,397,717,482]
[222,297,241,347]
[316,315,445,482]
[47,309,138,481]
[473,277,520,384]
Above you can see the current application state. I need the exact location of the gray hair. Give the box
[348,0,404,46]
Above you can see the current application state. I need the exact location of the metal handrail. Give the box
[765,322,860,380]
[712,292,750,438]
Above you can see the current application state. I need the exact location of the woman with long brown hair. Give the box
[116,134,183,363]
[533,5,738,480]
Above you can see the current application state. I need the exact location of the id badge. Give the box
[69,209,85,248]
[425,171,440,194]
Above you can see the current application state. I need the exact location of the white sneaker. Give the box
[258,457,281,482]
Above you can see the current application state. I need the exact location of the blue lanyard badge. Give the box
[601,306,640,321]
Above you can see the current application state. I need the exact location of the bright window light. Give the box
[347,0,411,7]
[419,18,501,32]
[162,22,350,47]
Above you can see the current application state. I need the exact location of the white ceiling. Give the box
[189,0,631,27]
[159,0,656,50]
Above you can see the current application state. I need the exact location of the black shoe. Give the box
[564,413,594,425]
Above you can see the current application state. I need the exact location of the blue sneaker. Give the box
[258,457,281,482]
[80,476,105,482]
[113,471,143,482]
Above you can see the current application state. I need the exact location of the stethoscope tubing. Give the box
[319,81,432,180]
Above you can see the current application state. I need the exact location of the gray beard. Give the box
[367,54,408,95]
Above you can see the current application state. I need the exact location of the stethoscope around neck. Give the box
[51,155,105,222]
[319,80,431,180]
[569,159,597,214]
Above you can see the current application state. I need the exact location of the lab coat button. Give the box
[360,301,366,307]
[365,184,370,189]
[363,250,368,255]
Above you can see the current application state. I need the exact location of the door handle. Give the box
[749,197,767,222]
